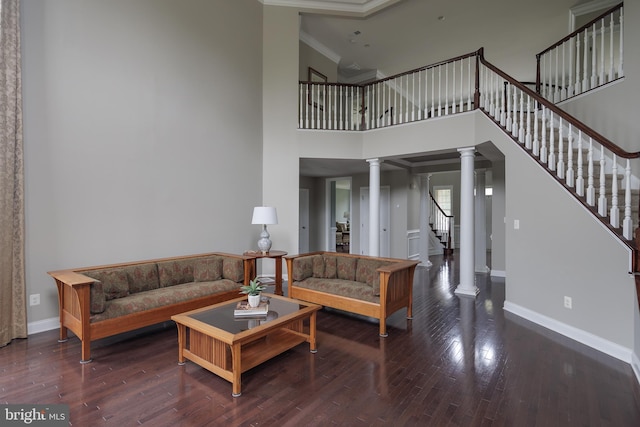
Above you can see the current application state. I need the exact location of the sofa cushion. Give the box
[157,259,195,287]
[356,258,390,296]
[89,281,106,314]
[292,257,314,281]
[337,256,356,281]
[194,256,223,282]
[86,268,129,301]
[90,279,238,323]
[323,255,337,279]
[222,257,244,282]
[312,255,325,278]
[124,263,160,293]
[295,277,378,303]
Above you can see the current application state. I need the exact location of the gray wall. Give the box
[22,0,263,323]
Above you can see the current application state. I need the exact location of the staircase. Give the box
[429,191,454,256]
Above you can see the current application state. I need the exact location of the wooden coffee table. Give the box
[171,294,321,397]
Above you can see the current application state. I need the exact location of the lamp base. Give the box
[257,225,272,254]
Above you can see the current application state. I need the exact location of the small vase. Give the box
[248,293,261,308]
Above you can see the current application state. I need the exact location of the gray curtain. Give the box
[0,0,27,347]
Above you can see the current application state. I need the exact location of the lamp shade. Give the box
[251,206,278,225]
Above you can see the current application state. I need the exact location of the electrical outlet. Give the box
[514,219,520,229]
[30,294,40,306]
[564,296,572,309]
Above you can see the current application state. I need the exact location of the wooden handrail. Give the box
[478,48,640,160]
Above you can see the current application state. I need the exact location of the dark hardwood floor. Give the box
[2,254,640,426]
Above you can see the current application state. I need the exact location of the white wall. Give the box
[21,0,263,323]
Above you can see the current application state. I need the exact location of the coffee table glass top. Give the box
[187,295,308,334]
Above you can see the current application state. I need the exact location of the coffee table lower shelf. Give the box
[175,316,317,397]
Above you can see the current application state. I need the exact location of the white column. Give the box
[418,174,432,267]
[474,169,490,273]
[455,147,479,297]
[367,158,381,257]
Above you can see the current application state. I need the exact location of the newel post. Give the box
[474,48,482,109]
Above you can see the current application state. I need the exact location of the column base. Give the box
[454,285,479,297]
[475,266,490,274]
[419,260,432,268]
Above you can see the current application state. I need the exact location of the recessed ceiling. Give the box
[260,0,402,16]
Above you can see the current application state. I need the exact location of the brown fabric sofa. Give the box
[285,252,419,336]
[48,252,252,363]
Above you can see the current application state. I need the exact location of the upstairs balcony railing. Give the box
[536,2,623,103]
[299,51,478,131]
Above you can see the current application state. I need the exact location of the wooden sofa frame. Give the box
[48,252,253,363]
[285,252,419,337]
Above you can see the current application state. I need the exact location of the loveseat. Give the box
[48,252,252,363]
[285,252,419,336]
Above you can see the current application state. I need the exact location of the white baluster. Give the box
[459,59,464,113]
[452,61,456,114]
[554,48,560,102]
[518,89,524,142]
[609,13,614,82]
[568,36,574,97]
[557,118,565,179]
[505,83,512,132]
[525,96,532,149]
[438,65,442,117]
[532,103,539,155]
[540,106,548,164]
[583,31,589,91]
[405,74,409,122]
[587,138,595,206]
[328,84,333,129]
[467,58,472,110]
[548,111,556,170]
[623,159,633,239]
[576,131,584,196]
[561,42,566,100]
[500,79,506,126]
[600,18,605,86]
[512,86,519,138]
[609,154,619,228]
[566,124,574,187]
[598,149,607,216]
[412,72,416,122]
[445,63,449,116]
[411,70,422,120]
[591,23,597,89]
[618,9,624,78]
[299,84,304,129]
[575,37,582,94]
[431,67,435,118]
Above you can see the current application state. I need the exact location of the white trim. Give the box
[632,351,640,388]
[28,317,59,335]
[261,0,400,16]
[299,31,341,65]
[504,301,633,363]
[490,269,506,277]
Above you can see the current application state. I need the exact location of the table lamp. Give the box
[252,206,278,254]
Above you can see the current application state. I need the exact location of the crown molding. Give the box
[299,30,341,64]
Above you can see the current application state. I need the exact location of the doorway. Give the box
[325,177,352,252]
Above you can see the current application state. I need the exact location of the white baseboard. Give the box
[632,351,640,387]
[504,301,633,363]
[27,317,59,335]
[490,269,506,277]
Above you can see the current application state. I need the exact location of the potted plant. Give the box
[240,278,266,307]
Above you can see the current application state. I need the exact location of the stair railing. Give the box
[536,3,623,103]
[478,48,640,244]
[429,192,455,252]
[299,51,479,131]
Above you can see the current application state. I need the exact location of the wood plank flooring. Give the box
[2,254,640,426]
